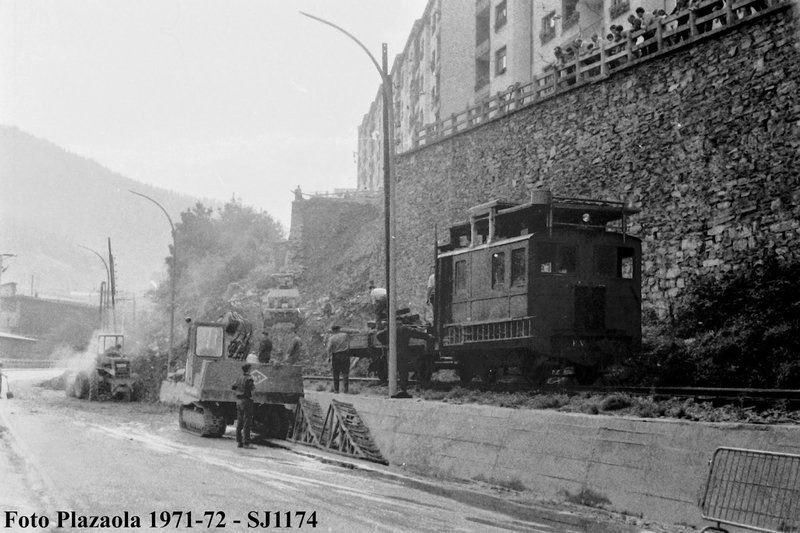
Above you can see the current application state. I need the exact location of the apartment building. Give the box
[357,0,677,191]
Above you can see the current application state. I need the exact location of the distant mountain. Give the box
[0,126,202,298]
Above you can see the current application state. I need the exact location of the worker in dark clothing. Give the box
[377,322,434,398]
[257,331,273,364]
[285,331,302,364]
[326,325,350,393]
[231,363,255,448]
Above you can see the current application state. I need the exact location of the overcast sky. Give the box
[0,0,428,229]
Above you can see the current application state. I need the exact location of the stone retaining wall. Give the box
[307,392,800,528]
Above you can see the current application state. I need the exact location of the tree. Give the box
[150,198,286,334]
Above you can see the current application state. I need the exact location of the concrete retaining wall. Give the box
[306,392,800,528]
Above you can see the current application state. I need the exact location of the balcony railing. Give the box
[411,0,788,150]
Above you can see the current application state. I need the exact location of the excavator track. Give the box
[179,403,226,437]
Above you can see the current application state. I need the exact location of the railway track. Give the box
[302,375,800,406]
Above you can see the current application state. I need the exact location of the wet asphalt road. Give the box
[0,370,653,533]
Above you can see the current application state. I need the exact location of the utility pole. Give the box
[78,245,111,330]
[300,12,400,399]
[107,238,117,331]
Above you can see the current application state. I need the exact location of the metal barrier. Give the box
[700,447,800,532]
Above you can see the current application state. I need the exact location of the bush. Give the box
[600,393,632,411]
[637,254,800,388]
[130,350,169,402]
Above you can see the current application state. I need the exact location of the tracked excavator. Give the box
[178,311,304,439]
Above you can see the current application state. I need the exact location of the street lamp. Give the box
[129,190,177,373]
[78,245,111,329]
[300,12,400,398]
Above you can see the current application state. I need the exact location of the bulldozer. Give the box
[68,334,137,401]
[178,312,303,439]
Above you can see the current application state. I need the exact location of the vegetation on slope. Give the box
[635,254,800,389]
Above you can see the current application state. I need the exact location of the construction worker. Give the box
[377,320,433,398]
[326,325,350,394]
[257,331,273,363]
[285,330,302,364]
[231,363,255,449]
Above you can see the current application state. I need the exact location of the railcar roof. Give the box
[448,195,639,230]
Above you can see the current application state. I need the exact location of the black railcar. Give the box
[432,191,641,384]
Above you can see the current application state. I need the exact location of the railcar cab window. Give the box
[538,242,577,274]
[595,246,635,279]
[511,247,527,287]
[455,259,468,295]
[195,326,224,357]
[491,252,505,289]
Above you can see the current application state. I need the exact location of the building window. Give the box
[495,0,507,30]
[540,11,556,43]
[491,252,505,289]
[476,6,491,45]
[475,52,490,90]
[562,0,580,30]
[495,46,507,76]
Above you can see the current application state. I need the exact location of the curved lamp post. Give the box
[300,11,399,398]
[78,245,112,329]
[129,190,177,373]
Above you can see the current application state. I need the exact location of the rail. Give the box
[411,0,790,149]
[700,447,800,532]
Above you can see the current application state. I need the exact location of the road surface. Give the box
[0,370,674,533]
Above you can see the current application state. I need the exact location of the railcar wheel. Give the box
[574,365,600,386]
[521,355,547,387]
[480,365,501,386]
[456,361,474,384]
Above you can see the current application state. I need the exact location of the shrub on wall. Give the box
[638,254,800,389]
